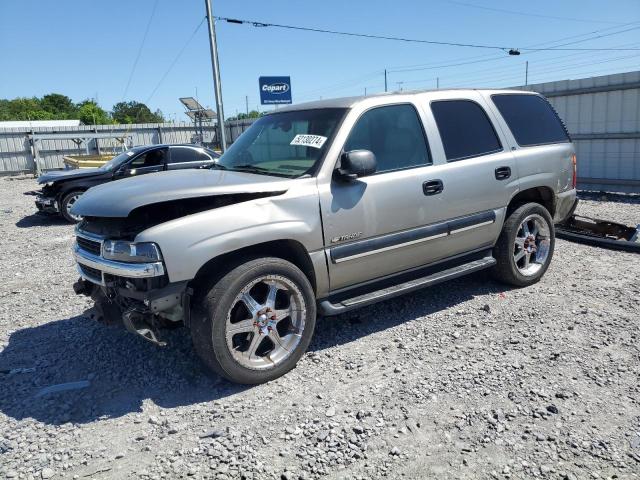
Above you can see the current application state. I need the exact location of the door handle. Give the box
[495,166,511,180]
[423,179,444,196]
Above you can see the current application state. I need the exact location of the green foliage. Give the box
[77,100,112,125]
[0,94,163,125]
[40,93,77,118]
[0,97,53,121]
[227,110,263,121]
[112,101,165,124]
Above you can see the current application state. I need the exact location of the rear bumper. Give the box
[554,189,577,224]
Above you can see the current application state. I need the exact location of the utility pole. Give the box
[245,95,249,115]
[396,81,404,91]
[364,87,367,96]
[525,61,529,86]
[384,69,388,92]
[204,0,227,151]
[436,77,439,89]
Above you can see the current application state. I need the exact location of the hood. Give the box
[38,168,104,184]
[72,168,292,218]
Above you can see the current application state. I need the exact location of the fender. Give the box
[135,180,324,284]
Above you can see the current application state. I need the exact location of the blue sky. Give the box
[1,0,639,122]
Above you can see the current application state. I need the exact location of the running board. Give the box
[319,255,496,316]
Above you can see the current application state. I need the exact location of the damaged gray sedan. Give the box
[71,90,576,384]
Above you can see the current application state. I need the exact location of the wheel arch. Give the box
[58,185,88,202]
[508,186,555,218]
[190,239,317,297]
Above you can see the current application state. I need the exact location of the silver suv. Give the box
[72,89,577,384]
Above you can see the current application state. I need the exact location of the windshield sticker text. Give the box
[290,134,327,149]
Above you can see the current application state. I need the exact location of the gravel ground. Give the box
[0,177,639,480]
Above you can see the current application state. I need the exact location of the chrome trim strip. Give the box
[73,244,165,278]
[334,232,448,264]
[75,228,105,243]
[449,219,495,234]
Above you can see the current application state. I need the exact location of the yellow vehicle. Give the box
[63,154,116,169]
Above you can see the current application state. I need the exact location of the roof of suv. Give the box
[277,88,537,113]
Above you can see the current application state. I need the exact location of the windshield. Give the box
[99,149,140,171]
[216,108,346,178]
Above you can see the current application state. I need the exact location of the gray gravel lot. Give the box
[0,177,639,480]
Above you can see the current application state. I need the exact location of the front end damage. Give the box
[73,225,192,347]
[71,191,283,346]
[26,183,59,215]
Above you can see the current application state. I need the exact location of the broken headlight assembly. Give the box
[102,240,162,263]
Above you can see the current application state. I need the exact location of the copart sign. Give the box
[259,76,292,105]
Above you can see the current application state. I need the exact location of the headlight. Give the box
[102,240,162,263]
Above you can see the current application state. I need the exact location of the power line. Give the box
[122,0,159,100]
[444,53,640,88]
[216,16,640,52]
[441,0,629,25]
[524,26,640,51]
[401,44,639,89]
[146,17,206,104]
[385,22,637,73]
[217,17,513,51]
[387,23,640,73]
[426,42,640,84]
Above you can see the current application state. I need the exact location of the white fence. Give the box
[0,120,255,175]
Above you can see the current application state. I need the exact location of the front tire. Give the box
[191,257,316,384]
[60,190,84,223]
[492,202,555,287]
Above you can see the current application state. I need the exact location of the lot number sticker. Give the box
[290,134,327,149]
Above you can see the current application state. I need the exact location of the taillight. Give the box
[571,154,577,189]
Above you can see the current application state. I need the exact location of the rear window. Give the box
[491,94,570,146]
[431,100,502,162]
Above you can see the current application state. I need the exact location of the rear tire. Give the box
[492,202,555,287]
[60,190,84,223]
[191,257,316,384]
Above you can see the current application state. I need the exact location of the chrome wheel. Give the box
[225,275,306,370]
[513,214,551,276]
[64,193,83,221]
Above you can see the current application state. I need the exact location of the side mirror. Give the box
[336,150,377,180]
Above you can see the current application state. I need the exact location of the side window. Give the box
[431,100,502,162]
[491,94,570,146]
[344,104,431,173]
[196,150,213,161]
[169,147,199,163]
[129,149,166,168]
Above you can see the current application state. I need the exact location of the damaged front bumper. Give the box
[34,195,58,214]
[73,239,191,346]
[73,243,165,286]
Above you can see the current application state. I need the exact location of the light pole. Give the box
[204,0,227,151]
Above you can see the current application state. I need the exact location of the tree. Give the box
[227,110,263,121]
[41,93,77,118]
[77,100,111,125]
[112,101,164,124]
[0,97,53,121]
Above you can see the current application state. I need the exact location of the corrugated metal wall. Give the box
[517,70,640,194]
[0,120,256,175]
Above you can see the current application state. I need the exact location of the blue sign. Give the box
[259,76,292,105]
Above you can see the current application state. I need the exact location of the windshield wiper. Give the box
[208,162,228,170]
[229,164,273,175]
